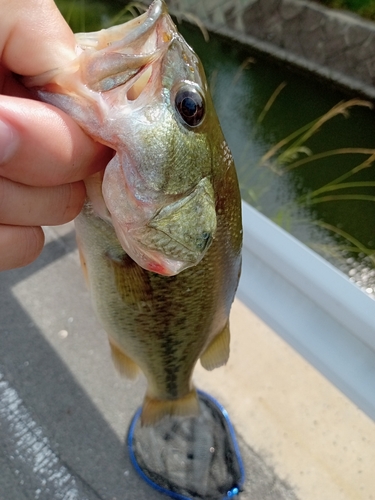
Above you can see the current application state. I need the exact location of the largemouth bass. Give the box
[27,0,242,425]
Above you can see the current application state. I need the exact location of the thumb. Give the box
[0,0,76,76]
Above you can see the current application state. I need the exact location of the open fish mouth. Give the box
[25,0,218,277]
[76,0,172,95]
[24,0,173,96]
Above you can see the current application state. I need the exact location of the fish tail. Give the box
[141,388,200,426]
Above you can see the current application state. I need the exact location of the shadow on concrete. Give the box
[0,230,299,500]
[0,232,164,500]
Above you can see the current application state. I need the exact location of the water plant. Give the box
[247,87,375,294]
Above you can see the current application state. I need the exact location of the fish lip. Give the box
[23,0,173,91]
[148,0,165,25]
[108,0,167,48]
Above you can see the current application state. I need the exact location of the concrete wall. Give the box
[166,0,375,98]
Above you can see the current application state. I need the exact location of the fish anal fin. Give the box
[200,321,230,371]
[141,389,199,427]
[108,337,139,380]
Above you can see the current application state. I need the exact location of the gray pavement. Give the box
[0,224,298,500]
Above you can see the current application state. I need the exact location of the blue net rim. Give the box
[127,389,245,500]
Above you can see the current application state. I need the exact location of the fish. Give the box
[26,0,242,425]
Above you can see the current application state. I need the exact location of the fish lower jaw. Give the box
[112,219,200,276]
[143,258,187,276]
[127,242,192,276]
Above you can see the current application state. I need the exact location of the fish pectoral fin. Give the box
[108,337,139,380]
[106,251,153,305]
[200,322,230,371]
[141,389,200,426]
[76,235,89,288]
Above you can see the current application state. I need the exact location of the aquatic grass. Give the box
[259,99,373,171]
[104,2,147,28]
[284,148,375,172]
[174,12,210,42]
[232,57,256,86]
[299,181,375,203]
[312,220,375,264]
[296,155,375,205]
[307,194,375,203]
[257,81,287,124]
[247,96,375,267]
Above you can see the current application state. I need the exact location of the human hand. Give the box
[0,0,111,271]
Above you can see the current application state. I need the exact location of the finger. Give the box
[0,95,112,186]
[0,177,86,226]
[0,68,31,99]
[0,0,76,76]
[0,225,44,271]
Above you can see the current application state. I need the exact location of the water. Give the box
[178,23,375,298]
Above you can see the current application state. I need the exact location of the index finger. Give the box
[0,95,112,186]
[0,0,76,76]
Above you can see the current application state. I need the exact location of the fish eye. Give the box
[174,86,205,128]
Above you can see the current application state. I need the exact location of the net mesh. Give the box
[128,391,244,499]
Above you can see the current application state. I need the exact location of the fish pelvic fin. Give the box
[200,321,230,371]
[141,389,200,427]
[108,337,139,380]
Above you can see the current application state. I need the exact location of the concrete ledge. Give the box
[167,0,375,99]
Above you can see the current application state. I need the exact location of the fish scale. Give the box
[27,0,242,425]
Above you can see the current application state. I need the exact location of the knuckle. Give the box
[60,181,85,223]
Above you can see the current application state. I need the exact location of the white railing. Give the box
[237,201,375,420]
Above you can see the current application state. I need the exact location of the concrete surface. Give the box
[1,223,374,499]
[195,300,375,500]
[0,223,298,500]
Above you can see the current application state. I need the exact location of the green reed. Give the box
[255,92,375,264]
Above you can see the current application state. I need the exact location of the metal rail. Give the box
[237,201,375,420]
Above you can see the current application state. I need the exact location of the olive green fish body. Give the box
[75,142,241,423]
[27,0,242,424]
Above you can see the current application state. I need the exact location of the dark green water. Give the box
[55,1,375,297]
[179,23,375,298]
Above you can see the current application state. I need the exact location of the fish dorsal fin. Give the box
[141,389,199,426]
[108,337,139,380]
[200,322,230,371]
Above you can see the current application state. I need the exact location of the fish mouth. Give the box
[111,178,217,276]
[80,0,172,95]
[24,0,173,96]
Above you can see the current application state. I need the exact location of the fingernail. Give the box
[0,118,19,164]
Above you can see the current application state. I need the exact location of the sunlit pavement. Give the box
[0,222,373,500]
